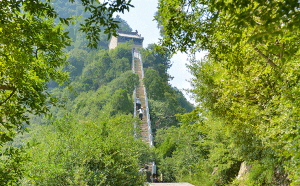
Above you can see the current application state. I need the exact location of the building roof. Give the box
[108,30,144,50]
[118,32,144,39]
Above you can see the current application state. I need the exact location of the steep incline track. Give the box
[134,57,150,144]
[133,50,155,177]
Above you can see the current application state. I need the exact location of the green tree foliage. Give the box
[66,49,88,80]
[1,0,133,50]
[154,109,209,184]
[155,0,300,54]
[110,41,133,63]
[0,0,197,182]
[154,108,244,185]
[174,88,194,113]
[111,89,133,115]
[143,68,166,100]
[155,0,300,184]
[49,43,136,121]
[140,44,192,133]
[52,0,133,51]
[75,42,132,91]
[47,40,193,185]
[13,40,149,183]
[1,1,134,182]
[0,146,29,185]
[83,51,113,89]
[125,73,139,94]
[23,114,149,185]
[0,7,70,145]
[140,44,172,82]
[1,33,138,185]
[138,43,197,184]
[149,92,186,129]
[59,71,138,119]
[115,15,133,32]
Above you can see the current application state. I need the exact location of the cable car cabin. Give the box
[108,30,144,50]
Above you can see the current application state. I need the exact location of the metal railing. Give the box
[132,49,136,138]
[136,51,153,147]
[133,49,156,174]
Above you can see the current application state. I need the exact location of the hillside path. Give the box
[134,54,150,144]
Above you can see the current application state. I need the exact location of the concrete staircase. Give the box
[132,50,192,185]
[132,50,155,178]
[135,57,150,144]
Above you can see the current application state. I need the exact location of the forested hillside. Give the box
[0,0,194,185]
[153,0,300,185]
[5,0,298,185]
[18,39,193,185]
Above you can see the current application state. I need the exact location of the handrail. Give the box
[140,52,144,79]
[133,50,156,175]
[132,49,135,73]
[137,51,153,148]
[132,49,136,138]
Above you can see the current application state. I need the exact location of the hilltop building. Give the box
[109,30,144,50]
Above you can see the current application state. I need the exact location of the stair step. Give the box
[134,56,152,147]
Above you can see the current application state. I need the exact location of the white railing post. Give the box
[133,49,136,139]
[138,51,154,148]
[140,52,144,79]
[152,162,156,175]
[132,49,134,72]
[137,50,156,174]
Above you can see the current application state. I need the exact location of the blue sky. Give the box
[116,0,203,104]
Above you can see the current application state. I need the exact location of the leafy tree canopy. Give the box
[0,12,70,145]
[140,44,172,82]
[23,114,149,185]
[155,0,300,54]
[155,0,300,184]
[51,0,133,51]
[0,0,134,144]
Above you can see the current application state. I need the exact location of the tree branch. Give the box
[0,89,15,106]
[258,63,268,78]
[0,85,16,106]
[253,46,277,68]
[0,85,15,91]
[252,45,288,87]
[252,45,282,74]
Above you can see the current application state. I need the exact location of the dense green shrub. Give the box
[22,114,149,185]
